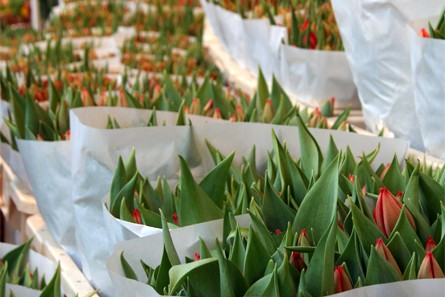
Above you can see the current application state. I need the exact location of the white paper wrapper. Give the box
[71,106,409,296]
[200,0,224,45]
[4,284,41,297]
[107,216,445,297]
[70,107,223,297]
[214,6,250,69]
[1,242,56,293]
[280,45,358,108]
[16,140,79,266]
[107,215,251,297]
[102,194,163,246]
[409,28,445,160]
[331,0,443,150]
[243,19,287,82]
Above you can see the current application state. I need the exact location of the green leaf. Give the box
[138,206,162,228]
[110,156,126,208]
[155,247,173,294]
[419,172,445,223]
[120,252,138,280]
[402,253,417,280]
[305,217,337,296]
[387,232,412,272]
[0,263,7,297]
[215,240,248,297]
[178,156,223,226]
[160,210,180,266]
[244,267,280,297]
[336,231,366,284]
[229,226,246,273]
[256,68,269,110]
[163,71,181,110]
[296,115,323,179]
[40,264,61,297]
[382,155,405,194]
[349,198,386,255]
[244,226,271,286]
[120,199,135,223]
[3,238,32,283]
[271,75,292,112]
[292,155,339,241]
[277,251,297,297]
[321,136,339,173]
[110,171,138,217]
[389,206,425,262]
[124,148,137,179]
[248,210,277,256]
[365,248,401,286]
[199,152,234,209]
[176,100,187,126]
[168,258,218,295]
[262,176,295,232]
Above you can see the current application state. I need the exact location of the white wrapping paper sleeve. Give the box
[106,215,251,297]
[243,19,287,82]
[214,6,250,69]
[106,215,445,297]
[70,107,223,297]
[0,141,30,188]
[280,45,358,108]
[102,194,164,246]
[409,29,445,160]
[200,0,224,42]
[331,0,441,150]
[1,242,56,285]
[4,284,41,297]
[16,140,79,266]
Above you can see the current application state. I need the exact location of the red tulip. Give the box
[425,236,437,252]
[418,252,444,279]
[419,28,430,38]
[375,238,402,277]
[172,213,179,225]
[334,265,353,293]
[289,252,306,272]
[132,209,142,224]
[373,187,416,237]
[298,229,311,246]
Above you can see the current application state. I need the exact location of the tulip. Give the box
[132,209,142,224]
[189,98,201,115]
[262,99,274,123]
[213,108,222,119]
[334,264,353,293]
[373,187,416,237]
[203,99,214,117]
[425,236,437,252]
[236,104,244,121]
[418,252,444,279]
[419,28,430,38]
[375,238,402,277]
[172,213,179,225]
[289,252,306,272]
[298,229,311,246]
[379,163,390,180]
[194,253,200,261]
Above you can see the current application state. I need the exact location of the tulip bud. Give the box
[118,90,129,107]
[236,104,244,121]
[373,187,416,237]
[348,174,354,183]
[194,253,200,261]
[213,108,222,119]
[375,238,402,277]
[425,236,437,252]
[203,99,214,117]
[419,28,430,38]
[298,229,311,246]
[262,99,274,123]
[132,209,142,224]
[418,252,445,279]
[334,264,353,293]
[189,98,201,115]
[81,87,94,106]
[229,114,237,122]
[289,252,306,272]
[172,213,179,225]
[379,163,390,180]
[63,130,71,141]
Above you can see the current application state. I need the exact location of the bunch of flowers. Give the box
[118,122,445,296]
[0,239,61,297]
[0,0,30,27]
[420,9,445,39]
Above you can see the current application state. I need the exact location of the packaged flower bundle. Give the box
[46,1,128,37]
[126,3,203,37]
[201,0,357,107]
[0,239,61,297]
[109,123,444,296]
[70,102,407,296]
[0,0,30,27]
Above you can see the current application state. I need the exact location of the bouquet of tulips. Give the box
[0,239,61,297]
[111,123,444,296]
